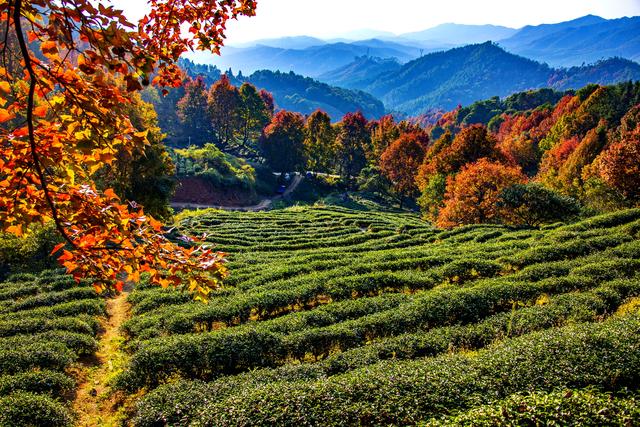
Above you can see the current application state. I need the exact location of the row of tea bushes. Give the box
[0,270,105,426]
[118,207,640,425]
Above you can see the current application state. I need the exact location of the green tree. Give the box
[208,75,241,150]
[304,110,336,172]
[418,173,447,222]
[498,183,581,227]
[100,92,176,220]
[236,83,271,154]
[336,112,370,187]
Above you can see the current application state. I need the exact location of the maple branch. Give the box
[12,0,77,249]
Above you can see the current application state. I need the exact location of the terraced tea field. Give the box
[119,206,640,426]
[0,271,105,426]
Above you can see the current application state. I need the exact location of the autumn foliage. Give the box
[380,131,429,204]
[0,0,256,299]
[437,159,527,228]
[260,111,306,172]
[596,119,640,201]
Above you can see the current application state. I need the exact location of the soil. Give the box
[172,176,258,206]
[171,174,304,212]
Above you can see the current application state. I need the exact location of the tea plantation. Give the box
[0,271,104,426]
[115,205,640,426]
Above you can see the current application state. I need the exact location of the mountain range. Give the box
[177,15,640,119]
[181,42,640,120]
[184,15,640,75]
[500,15,640,66]
[188,39,422,78]
[325,42,640,115]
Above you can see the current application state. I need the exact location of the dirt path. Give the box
[73,292,131,427]
[171,173,305,212]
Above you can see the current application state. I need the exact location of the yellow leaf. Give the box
[89,163,102,175]
[67,166,75,185]
[128,270,140,283]
[0,82,10,93]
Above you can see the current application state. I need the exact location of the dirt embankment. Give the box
[172,176,258,206]
[172,174,304,212]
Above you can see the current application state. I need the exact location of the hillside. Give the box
[198,40,421,77]
[500,15,640,66]
[363,42,553,114]
[551,57,640,90]
[318,56,402,90]
[240,70,386,120]
[107,205,640,425]
[332,42,640,115]
[173,61,386,120]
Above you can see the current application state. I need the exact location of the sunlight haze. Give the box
[111,0,640,44]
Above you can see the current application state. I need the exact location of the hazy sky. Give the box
[110,0,640,44]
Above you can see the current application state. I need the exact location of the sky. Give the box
[110,0,640,44]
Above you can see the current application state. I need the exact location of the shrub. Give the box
[426,388,640,426]
[0,342,76,374]
[498,183,581,226]
[0,371,75,396]
[0,392,72,427]
[185,315,640,426]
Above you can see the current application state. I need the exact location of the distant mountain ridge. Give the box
[319,42,640,115]
[190,40,422,78]
[318,56,402,90]
[499,15,640,66]
[400,23,517,45]
[239,70,386,120]
[181,15,640,77]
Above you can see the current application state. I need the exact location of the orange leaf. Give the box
[34,105,47,117]
[6,224,23,236]
[104,188,118,199]
[59,250,74,261]
[50,242,66,256]
[0,82,10,93]
[0,109,14,123]
[13,127,28,137]
[41,40,58,55]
